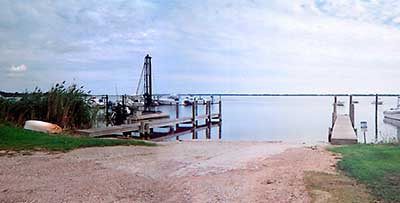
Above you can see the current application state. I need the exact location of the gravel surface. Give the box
[0,141,336,202]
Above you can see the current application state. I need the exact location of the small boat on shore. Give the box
[24,120,62,134]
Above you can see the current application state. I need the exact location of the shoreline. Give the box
[0,140,336,202]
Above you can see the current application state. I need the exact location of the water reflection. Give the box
[93,96,400,143]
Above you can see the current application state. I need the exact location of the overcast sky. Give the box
[1,0,400,94]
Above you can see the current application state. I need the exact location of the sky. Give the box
[1,0,400,94]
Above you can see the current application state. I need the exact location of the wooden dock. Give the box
[330,115,357,145]
[328,96,358,145]
[77,100,222,139]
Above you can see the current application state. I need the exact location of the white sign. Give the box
[360,121,368,132]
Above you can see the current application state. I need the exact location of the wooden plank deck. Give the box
[331,115,358,145]
[76,113,221,137]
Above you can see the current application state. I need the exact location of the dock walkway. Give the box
[330,115,357,145]
[77,114,220,137]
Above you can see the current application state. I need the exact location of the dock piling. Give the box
[375,94,378,140]
[207,101,211,125]
[218,99,222,122]
[192,100,197,127]
[175,103,179,129]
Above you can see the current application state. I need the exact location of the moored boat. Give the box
[336,101,345,106]
[371,99,383,105]
[384,97,400,121]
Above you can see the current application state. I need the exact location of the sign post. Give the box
[360,121,368,144]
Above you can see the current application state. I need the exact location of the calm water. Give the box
[103,96,400,144]
[153,96,400,144]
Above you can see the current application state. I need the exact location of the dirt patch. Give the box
[304,171,374,203]
[0,141,338,202]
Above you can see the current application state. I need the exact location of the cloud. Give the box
[10,64,27,72]
[1,0,400,94]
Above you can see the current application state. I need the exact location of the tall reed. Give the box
[0,82,93,129]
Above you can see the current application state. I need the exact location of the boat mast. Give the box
[143,54,153,109]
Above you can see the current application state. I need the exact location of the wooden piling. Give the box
[206,126,210,139]
[207,101,211,125]
[105,95,109,125]
[139,121,145,137]
[175,102,179,129]
[218,99,222,122]
[349,95,355,128]
[192,100,196,127]
[218,123,222,139]
[332,96,337,128]
[375,94,378,140]
[195,100,199,126]
[192,129,196,139]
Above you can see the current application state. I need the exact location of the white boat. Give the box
[158,96,178,105]
[181,96,194,106]
[24,120,62,134]
[87,96,105,107]
[371,99,383,105]
[384,97,400,121]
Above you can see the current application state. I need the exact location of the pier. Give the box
[77,100,222,140]
[328,96,358,145]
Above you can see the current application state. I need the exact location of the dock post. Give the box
[375,94,378,140]
[139,121,145,138]
[192,129,196,139]
[206,125,211,139]
[218,99,222,122]
[207,101,211,125]
[218,123,222,139]
[192,100,197,127]
[175,103,179,130]
[105,95,109,126]
[195,100,199,126]
[349,95,355,128]
[332,96,337,128]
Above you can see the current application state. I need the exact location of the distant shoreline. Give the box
[2,91,400,97]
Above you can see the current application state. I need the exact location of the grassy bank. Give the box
[304,171,373,203]
[0,124,155,152]
[329,144,400,203]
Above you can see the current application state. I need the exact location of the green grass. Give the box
[0,124,155,152]
[329,144,400,203]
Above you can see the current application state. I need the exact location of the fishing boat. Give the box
[384,97,400,121]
